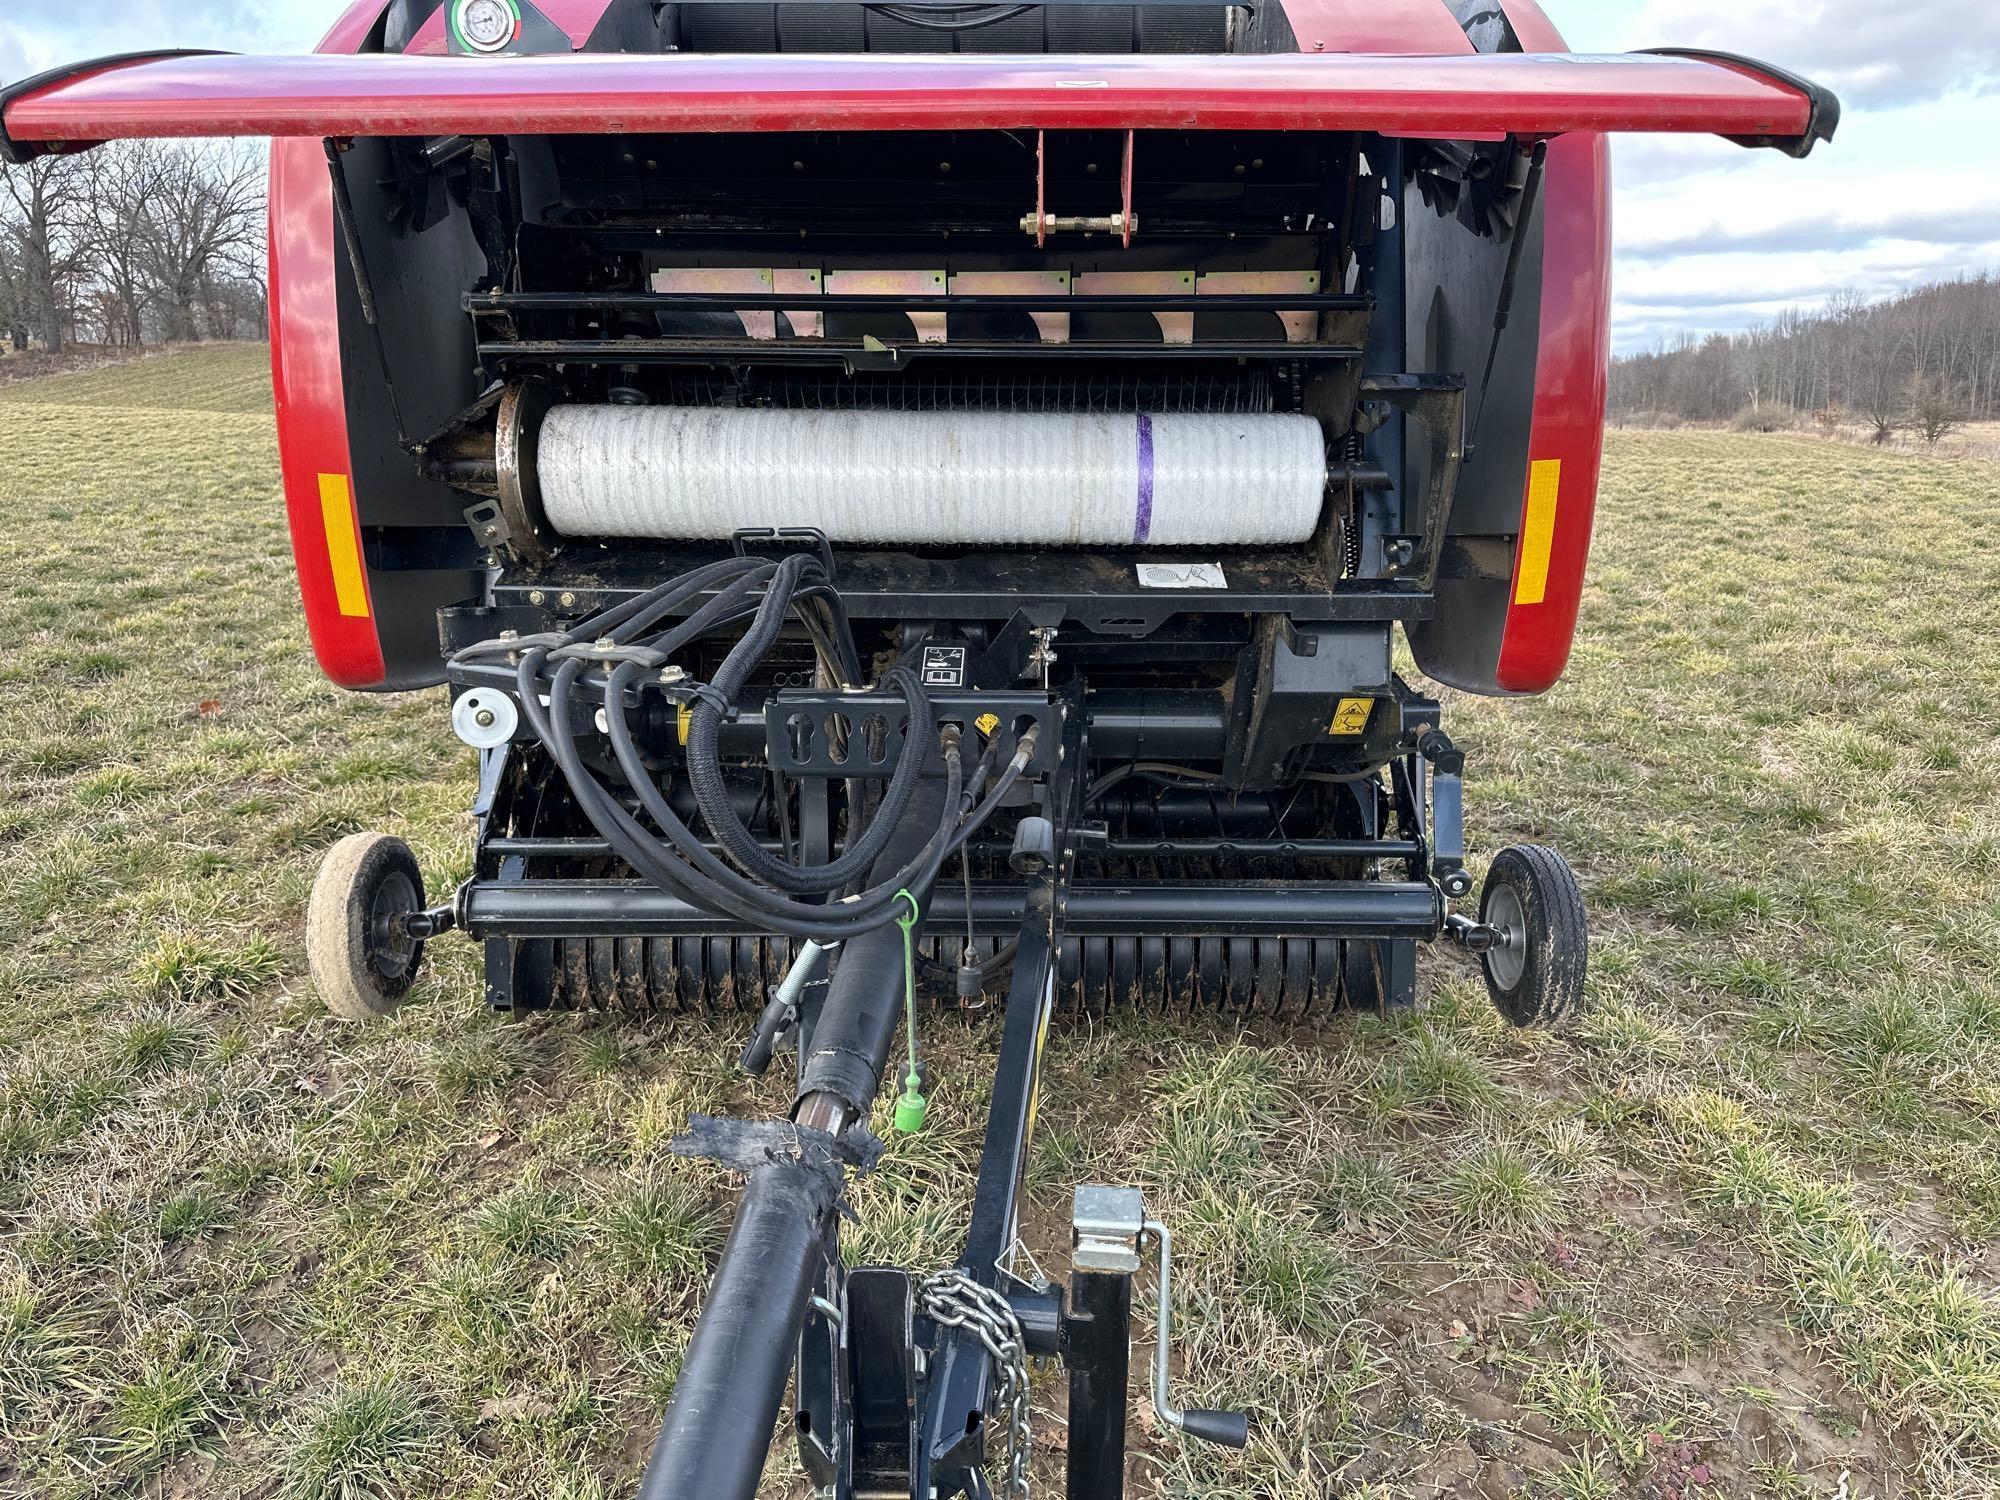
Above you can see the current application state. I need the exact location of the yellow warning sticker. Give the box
[1330,697,1374,736]
[975,712,1001,737]
[1514,458,1562,606]
[317,473,370,618]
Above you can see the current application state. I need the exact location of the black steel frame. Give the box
[461,879,1442,940]
[920,682,1087,1497]
[450,632,1473,1492]
[788,684,1171,1500]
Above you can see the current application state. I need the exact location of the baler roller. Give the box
[516,931,1397,1017]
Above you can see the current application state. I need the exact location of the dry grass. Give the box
[1,352,1997,1499]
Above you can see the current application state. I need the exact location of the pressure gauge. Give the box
[454,0,521,53]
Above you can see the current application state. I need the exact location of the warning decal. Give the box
[1329,697,1374,736]
[921,645,968,688]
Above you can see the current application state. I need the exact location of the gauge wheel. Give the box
[308,833,427,1021]
[1478,845,1587,1029]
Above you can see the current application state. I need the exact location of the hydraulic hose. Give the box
[684,555,931,893]
[602,665,998,933]
[487,553,1028,945]
[532,654,971,942]
[690,665,932,894]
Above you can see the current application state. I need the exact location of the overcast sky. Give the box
[4,0,1994,353]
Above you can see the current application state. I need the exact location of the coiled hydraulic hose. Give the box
[683,557,935,893]
[465,554,1031,942]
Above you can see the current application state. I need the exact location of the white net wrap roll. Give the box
[536,405,1325,547]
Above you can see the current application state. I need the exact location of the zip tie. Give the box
[893,890,927,1134]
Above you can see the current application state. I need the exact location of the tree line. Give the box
[1,142,267,355]
[1610,273,2000,441]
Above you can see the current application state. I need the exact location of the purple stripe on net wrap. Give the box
[1133,413,1155,543]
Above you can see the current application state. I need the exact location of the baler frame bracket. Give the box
[766,688,1062,780]
[1359,373,1465,589]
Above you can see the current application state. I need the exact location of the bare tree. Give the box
[82,141,168,347]
[1910,375,1964,447]
[1858,345,1908,445]
[133,144,265,342]
[0,154,90,354]
[0,230,27,350]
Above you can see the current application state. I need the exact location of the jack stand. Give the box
[1066,1188,1139,1499]
[1064,1187,1249,1499]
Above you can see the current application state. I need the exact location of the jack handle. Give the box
[1142,1218,1250,1449]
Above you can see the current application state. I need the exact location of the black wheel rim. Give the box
[367,869,422,982]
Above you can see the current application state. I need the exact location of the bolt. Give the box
[559,591,577,608]
[474,708,496,728]
[528,590,545,605]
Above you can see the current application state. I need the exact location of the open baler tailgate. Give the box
[2,48,1835,157]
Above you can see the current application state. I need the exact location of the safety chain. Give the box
[920,1269,1033,1500]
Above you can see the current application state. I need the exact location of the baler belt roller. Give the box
[491,930,1419,1017]
[647,365,1282,414]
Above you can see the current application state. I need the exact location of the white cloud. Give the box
[1602,0,2000,108]
[1623,203,2000,262]
[0,21,55,84]
[1545,0,2000,352]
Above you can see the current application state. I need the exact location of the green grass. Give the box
[1,350,1998,1497]
[0,342,274,414]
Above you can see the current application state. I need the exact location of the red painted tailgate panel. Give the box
[5,49,1817,144]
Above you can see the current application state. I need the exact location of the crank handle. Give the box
[1142,1218,1251,1449]
[1177,1408,1250,1448]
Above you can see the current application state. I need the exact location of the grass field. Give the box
[2,345,1997,1500]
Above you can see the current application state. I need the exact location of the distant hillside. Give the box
[1611,274,2000,432]
[0,342,272,415]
